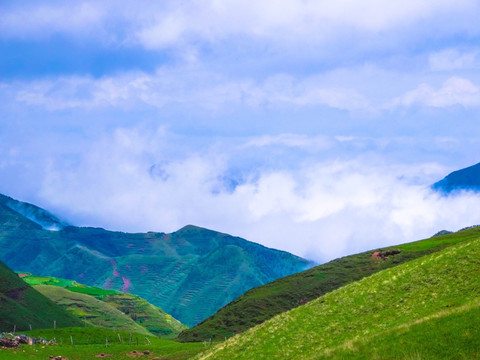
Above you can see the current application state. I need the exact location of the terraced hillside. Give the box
[0,193,312,326]
[0,260,80,332]
[21,274,185,338]
[196,236,480,359]
[179,227,480,341]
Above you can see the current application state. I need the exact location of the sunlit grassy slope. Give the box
[0,261,80,332]
[22,274,186,338]
[0,327,204,360]
[195,236,480,359]
[180,227,480,342]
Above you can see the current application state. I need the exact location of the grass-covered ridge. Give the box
[195,236,480,359]
[0,260,80,332]
[179,227,480,342]
[21,274,186,338]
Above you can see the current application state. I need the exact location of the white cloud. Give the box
[2,0,479,58]
[10,70,374,113]
[37,127,480,263]
[391,77,480,108]
[243,134,333,151]
[429,49,480,71]
[0,2,106,40]
[127,0,480,52]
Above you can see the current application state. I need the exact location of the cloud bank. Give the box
[35,128,480,262]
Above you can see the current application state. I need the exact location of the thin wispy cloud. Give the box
[391,77,480,109]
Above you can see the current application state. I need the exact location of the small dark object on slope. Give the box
[371,250,401,260]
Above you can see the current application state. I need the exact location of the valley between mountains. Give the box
[0,163,480,359]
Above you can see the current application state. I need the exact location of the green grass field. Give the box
[180,227,480,342]
[0,328,205,360]
[324,303,480,359]
[195,236,480,359]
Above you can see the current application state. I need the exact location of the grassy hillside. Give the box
[34,285,152,335]
[22,274,186,338]
[179,227,480,342]
[324,303,480,359]
[0,193,312,327]
[196,236,480,359]
[0,327,204,360]
[0,260,80,332]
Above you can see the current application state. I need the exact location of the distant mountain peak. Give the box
[432,162,480,194]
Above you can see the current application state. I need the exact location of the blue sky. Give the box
[1,0,480,261]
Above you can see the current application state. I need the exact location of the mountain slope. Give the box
[21,274,186,338]
[34,285,152,335]
[0,194,66,230]
[0,260,80,332]
[196,235,480,359]
[0,194,312,327]
[432,161,480,194]
[179,227,480,342]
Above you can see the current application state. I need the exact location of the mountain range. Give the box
[1,192,479,358]
[0,193,312,327]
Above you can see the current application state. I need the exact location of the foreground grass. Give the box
[325,302,480,359]
[196,236,480,359]
[180,227,480,342]
[0,328,204,360]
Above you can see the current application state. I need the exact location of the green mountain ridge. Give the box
[179,226,480,342]
[0,193,312,327]
[20,273,186,338]
[196,234,480,359]
[0,260,80,332]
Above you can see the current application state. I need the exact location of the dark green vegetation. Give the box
[180,227,480,342]
[432,161,480,193]
[21,274,186,338]
[0,327,204,360]
[196,236,480,359]
[0,193,312,326]
[0,260,80,332]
